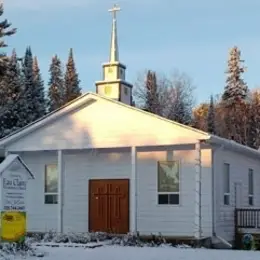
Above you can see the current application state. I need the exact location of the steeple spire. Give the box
[95,4,133,106]
[108,4,120,62]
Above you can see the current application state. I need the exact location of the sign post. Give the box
[0,154,34,243]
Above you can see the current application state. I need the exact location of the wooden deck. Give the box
[235,208,260,230]
[235,208,260,248]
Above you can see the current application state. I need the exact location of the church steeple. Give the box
[109,4,120,62]
[95,4,133,105]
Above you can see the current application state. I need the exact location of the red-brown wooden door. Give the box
[89,179,129,234]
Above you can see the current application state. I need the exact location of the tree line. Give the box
[133,46,260,150]
[0,4,81,138]
[1,3,260,150]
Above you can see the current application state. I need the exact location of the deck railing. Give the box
[235,208,260,229]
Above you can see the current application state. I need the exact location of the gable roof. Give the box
[0,92,259,159]
[0,154,34,179]
[0,92,209,147]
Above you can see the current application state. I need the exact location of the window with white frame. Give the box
[44,164,58,204]
[223,163,230,205]
[158,161,180,205]
[248,168,254,206]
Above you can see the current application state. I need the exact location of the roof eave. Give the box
[207,134,260,159]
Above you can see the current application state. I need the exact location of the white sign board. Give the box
[0,154,34,213]
[2,172,27,212]
[0,154,34,242]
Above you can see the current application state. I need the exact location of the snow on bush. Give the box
[33,230,177,247]
[0,239,45,259]
[111,232,172,247]
[41,230,109,244]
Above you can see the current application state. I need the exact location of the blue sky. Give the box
[4,0,260,104]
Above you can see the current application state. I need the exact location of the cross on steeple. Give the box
[108,4,121,20]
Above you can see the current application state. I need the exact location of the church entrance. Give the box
[89,179,129,234]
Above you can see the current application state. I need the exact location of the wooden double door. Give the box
[89,179,129,234]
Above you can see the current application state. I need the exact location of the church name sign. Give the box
[2,174,27,211]
[0,155,34,243]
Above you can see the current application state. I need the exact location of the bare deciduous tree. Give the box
[165,70,195,124]
[133,69,195,125]
[246,89,260,149]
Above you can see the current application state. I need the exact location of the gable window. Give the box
[223,163,230,205]
[158,161,180,205]
[248,168,254,206]
[45,164,58,204]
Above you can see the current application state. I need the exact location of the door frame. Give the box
[88,178,130,233]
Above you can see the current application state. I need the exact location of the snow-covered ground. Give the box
[23,245,259,260]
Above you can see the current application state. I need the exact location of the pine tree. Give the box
[0,3,16,77]
[144,70,160,114]
[222,46,248,102]
[22,47,46,124]
[33,56,46,117]
[0,50,24,137]
[47,55,64,112]
[221,46,249,144]
[22,46,35,124]
[207,95,215,134]
[64,48,81,104]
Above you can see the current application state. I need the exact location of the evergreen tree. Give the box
[33,56,46,117]
[134,70,194,121]
[222,46,248,102]
[221,46,249,144]
[22,47,46,124]
[207,95,215,134]
[22,46,35,124]
[0,50,25,137]
[144,70,160,114]
[0,3,16,77]
[64,48,81,104]
[47,55,64,112]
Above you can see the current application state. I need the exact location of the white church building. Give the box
[0,5,259,245]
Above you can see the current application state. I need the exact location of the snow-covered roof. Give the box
[0,154,34,179]
[0,92,258,160]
